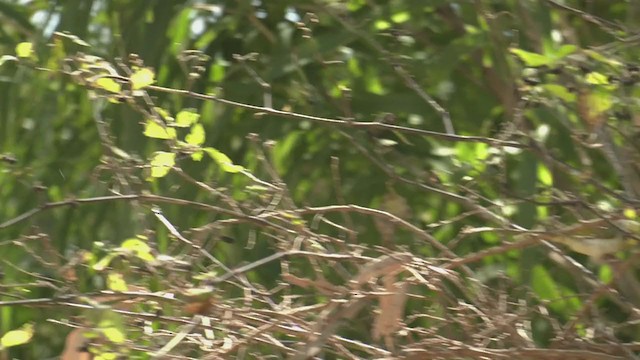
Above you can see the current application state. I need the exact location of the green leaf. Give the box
[150,151,175,178]
[95,78,121,93]
[531,265,561,300]
[553,44,578,59]
[102,327,126,344]
[15,41,34,58]
[599,264,613,283]
[510,48,552,67]
[1,323,34,348]
[143,120,176,139]
[95,352,118,360]
[204,147,244,173]
[391,11,410,23]
[191,150,204,161]
[93,253,116,271]
[542,84,576,102]
[585,72,609,85]
[120,237,155,262]
[154,107,173,122]
[107,272,128,292]
[587,90,613,115]
[185,124,205,146]
[130,67,155,90]
[584,49,623,67]
[175,108,200,127]
[624,208,637,220]
[374,20,391,30]
[537,164,553,186]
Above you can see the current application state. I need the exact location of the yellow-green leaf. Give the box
[599,264,613,283]
[150,151,175,178]
[186,123,205,146]
[130,67,155,90]
[554,44,577,59]
[538,164,553,186]
[120,237,155,262]
[143,120,176,139]
[1,323,34,348]
[191,150,204,161]
[391,11,410,23]
[587,91,613,115]
[204,147,244,173]
[95,352,118,360]
[510,48,551,67]
[176,109,200,127]
[624,208,637,219]
[93,253,116,271]
[154,107,173,121]
[107,272,128,292]
[542,84,576,102]
[15,42,34,58]
[95,78,121,93]
[102,327,126,344]
[374,20,391,30]
[585,72,608,85]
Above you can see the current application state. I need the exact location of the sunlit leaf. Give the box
[120,237,155,262]
[204,147,244,173]
[15,42,34,58]
[93,253,116,271]
[185,123,205,146]
[176,108,200,127]
[95,78,121,93]
[1,323,34,348]
[95,352,118,360]
[542,84,576,102]
[374,20,391,30]
[154,107,173,121]
[107,272,128,292]
[510,48,552,67]
[150,151,175,178]
[191,150,204,161]
[143,120,176,139]
[554,44,577,59]
[585,72,609,85]
[586,90,613,115]
[130,67,155,90]
[584,49,624,67]
[624,208,637,219]
[537,164,553,186]
[102,327,126,344]
[391,11,410,23]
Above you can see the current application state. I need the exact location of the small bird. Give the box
[533,218,640,260]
